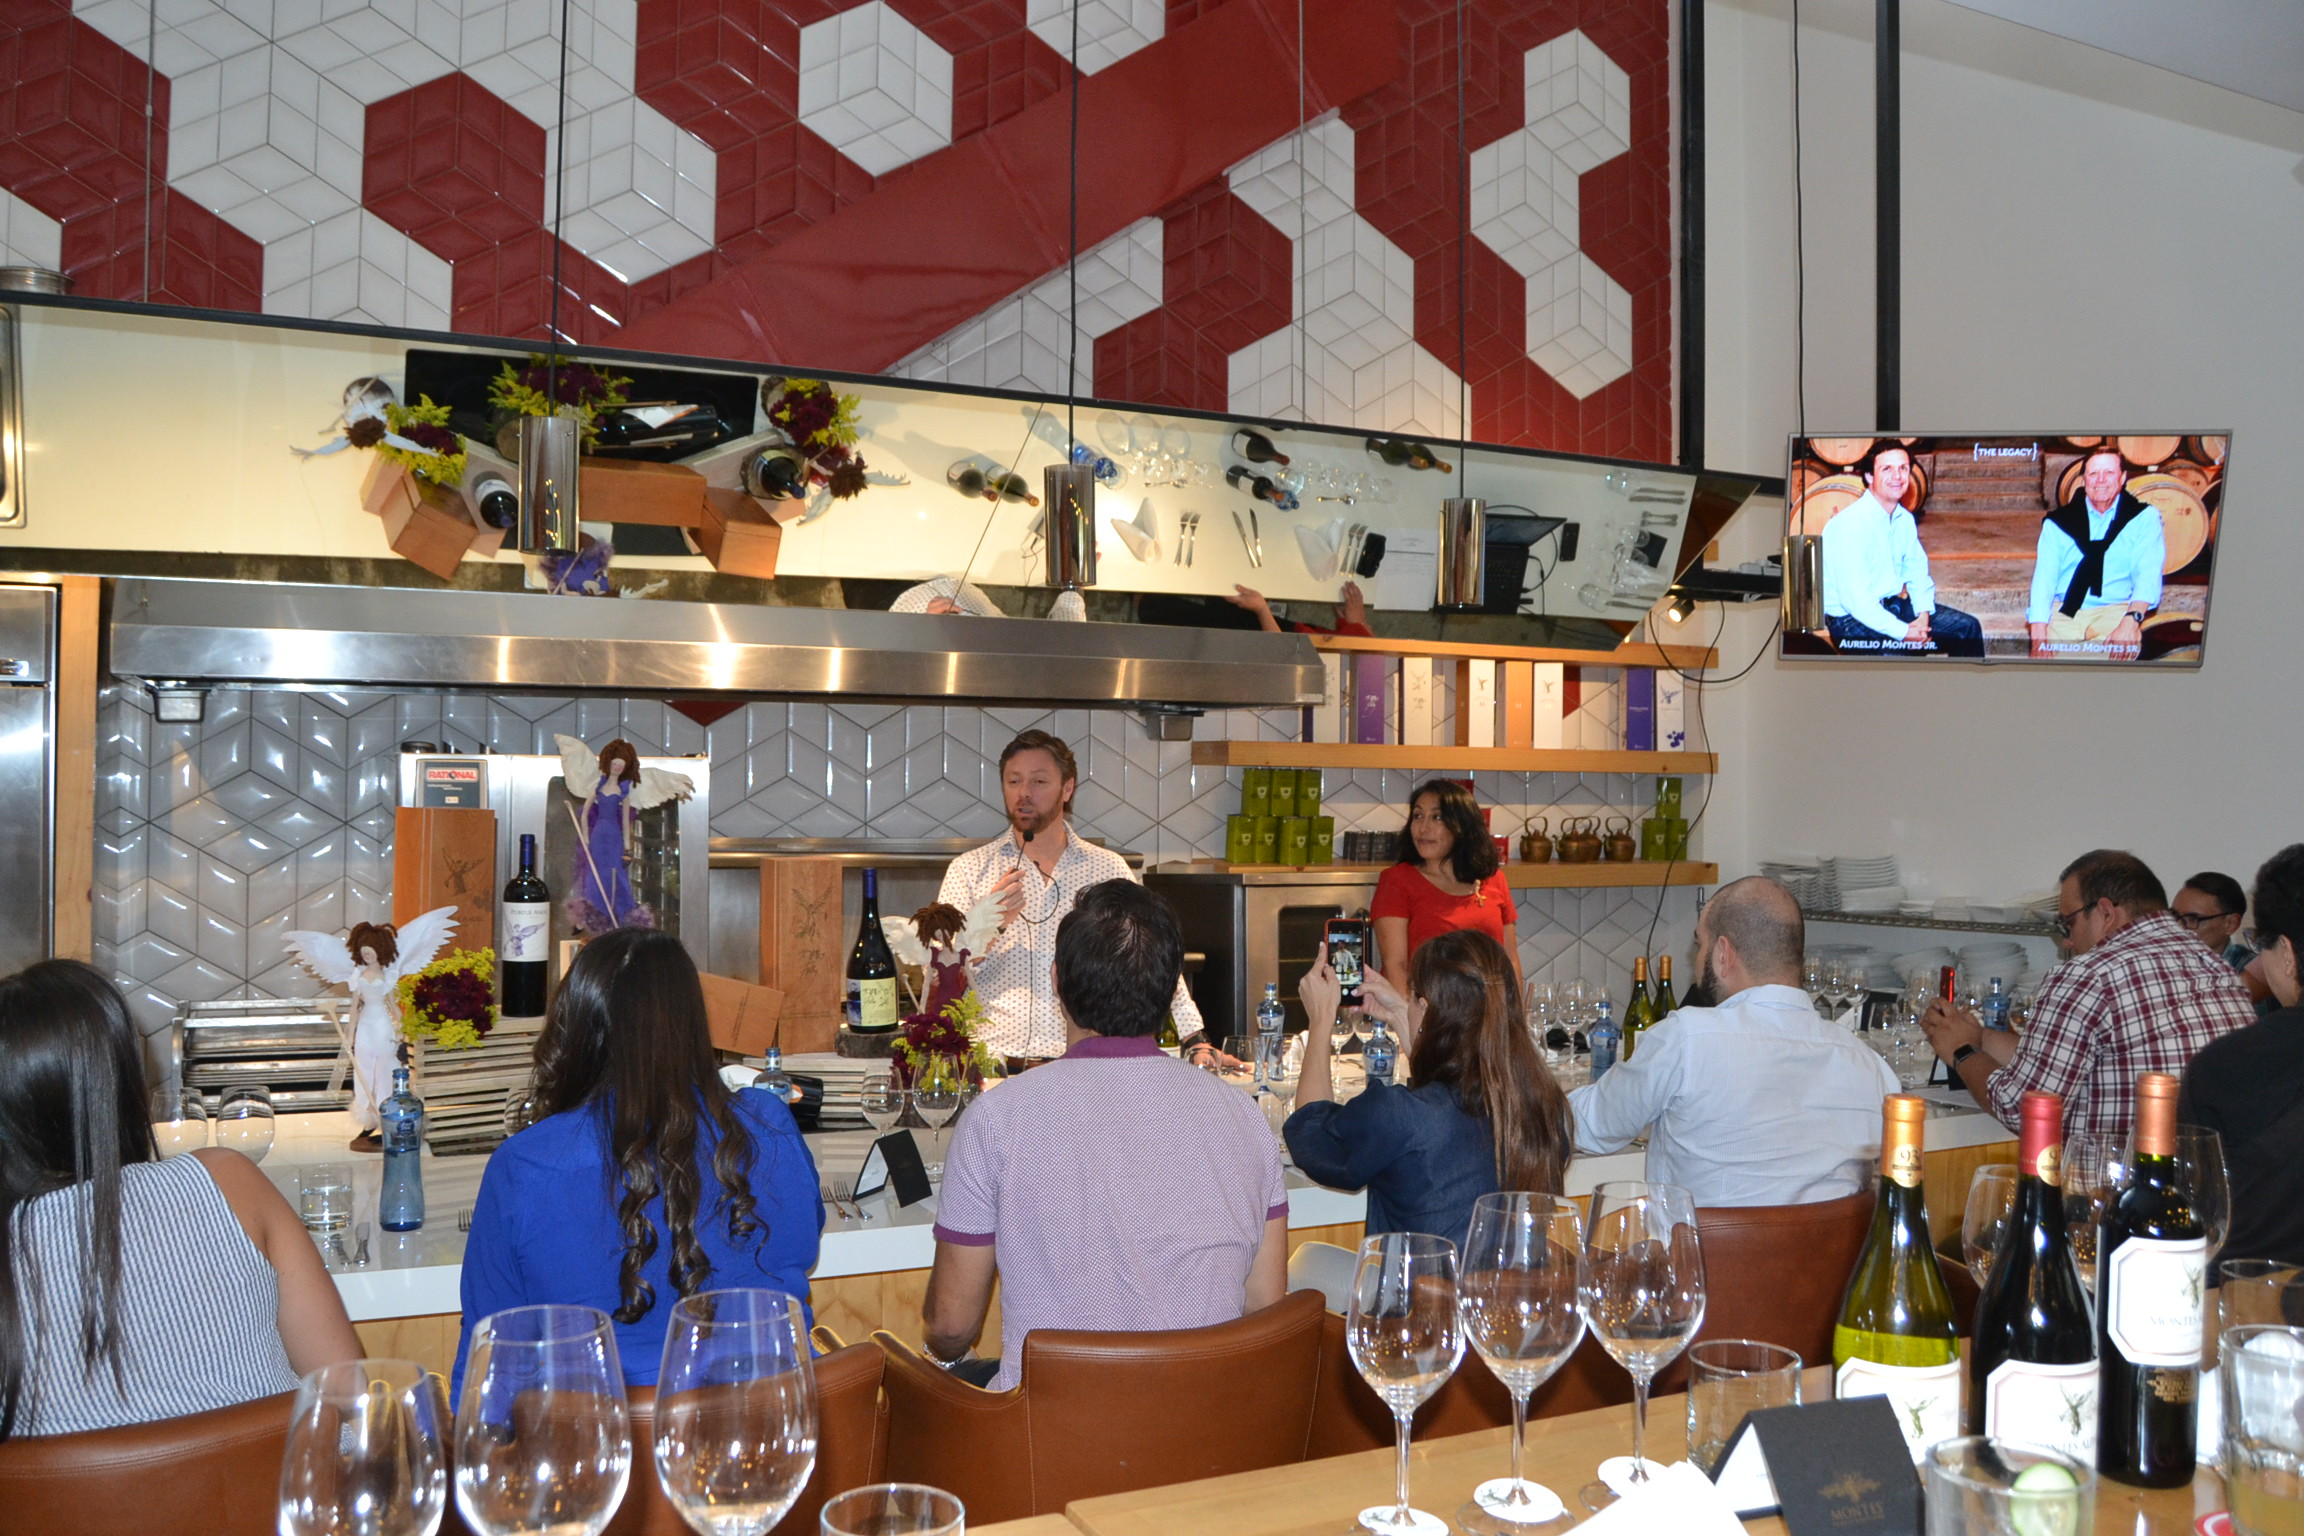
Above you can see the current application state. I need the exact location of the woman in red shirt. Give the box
[1371,779,1520,997]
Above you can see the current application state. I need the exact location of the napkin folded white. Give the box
[1576,1460,1745,1536]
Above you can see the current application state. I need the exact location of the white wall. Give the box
[1693,0,2304,909]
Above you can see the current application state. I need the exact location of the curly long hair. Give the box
[530,928,760,1324]
[1406,931,1572,1196]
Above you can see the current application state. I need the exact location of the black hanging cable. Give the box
[142,0,156,300]
[546,0,575,401]
[1455,0,1469,497]
[1791,0,1807,436]
[1065,0,1081,447]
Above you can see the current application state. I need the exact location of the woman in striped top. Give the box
[0,961,360,1438]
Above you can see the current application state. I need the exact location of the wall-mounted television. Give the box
[1780,434,2227,665]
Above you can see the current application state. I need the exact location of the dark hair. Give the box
[2059,849,2167,916]
[1406,931,1572,1196]
[0,961,155,1441]
[596,738,641,787]
[997,730,1078,806]
[1704,876,1806,977]
[346,921,399,969]
[531,928,760,1325]
[2250,846,2304,959]
[1053,879,1184,1039]
[1394,779,1499,885]
[1857,441,1914,481]
[2180,872,2247,920]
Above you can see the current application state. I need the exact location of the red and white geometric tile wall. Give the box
[0,0,1673,459]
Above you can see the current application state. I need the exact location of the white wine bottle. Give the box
[1833,1093,1961,1462]
[1622,956,1655,1060]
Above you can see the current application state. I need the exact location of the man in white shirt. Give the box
[2026,447,2164,660]
[937,729,1203,1064]
[1568,876,1897,1207]
[1819,444,1984,657]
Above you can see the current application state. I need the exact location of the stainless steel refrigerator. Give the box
[0,585,54,974]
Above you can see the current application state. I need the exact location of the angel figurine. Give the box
[882,893,1005,1019]
[556,733,696,934]
[283,907,458,1150]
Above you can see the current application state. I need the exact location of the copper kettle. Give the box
[1602,814,1636,862]
[1518,815,1553,864]
[1557,816,1602,863]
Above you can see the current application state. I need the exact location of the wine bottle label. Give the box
[502,902,551,963]
[1984,1359,2099,1463]
[2104,1236,2207,1366]
[1836,1358,1960,1462]
[845,976,900,1031]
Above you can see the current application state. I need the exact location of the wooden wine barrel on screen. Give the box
[2184,434,2229,466]
[2124,471,2212,573]
[2165,462,2213,500]
[1793,472,1864,536]
[2116,435,2182,468]
[1903,458,1931,511]
[2139,615,2204,663]
[1809,438,1873,467]
[2056,458,2088,506]
[2062,436,2104,450]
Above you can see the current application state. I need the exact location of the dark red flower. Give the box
[413,968,494,1029]
[406,422,460,455]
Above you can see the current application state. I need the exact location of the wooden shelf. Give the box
[1166,859,1720,889]
[1310,634,1718,670]
[1189,741,1718,775]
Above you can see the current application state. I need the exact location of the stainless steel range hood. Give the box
[108,579,1325,707]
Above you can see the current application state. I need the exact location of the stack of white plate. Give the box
[1891,947,1955,984]
[1830,854,1902,893]
[1956,941,2027,997]
[777,1052,884,1129]
[1841,885,1908,913]
[1762,858,1839,911]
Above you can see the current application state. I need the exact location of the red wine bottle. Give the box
[1230,428,1290,466]
[844,869,900,1032]
[1365,436,1453,473]
[2096,1072,2205,1488]
[744,448,809,500]
[1226,464,1287,505]
[1968,1091,2097,1458]
[500,833,551,1018]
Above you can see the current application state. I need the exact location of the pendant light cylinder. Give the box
[514,413,582,555]
[1043,463,1097,591]
[1436,496,1486,609]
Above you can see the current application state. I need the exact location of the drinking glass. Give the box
[2222,1324,2304,1536]
[455,1304,632,1536]
[2063,1133,2124,1292]
[654,1289,816,1536]
[1347,1233,1464,1534]
[300,1163,355,1236]
[1222,1035,1262,1089]
[216,1085,276,1163]
[818,1484,964,1536]
[1923,1437,2094,1536]
[2222,1261,2304,1331]
[859,1074,903,1136]
[151,1085,210,1156]
[1578,1181,1705,1504]
[1962,1165,2020,1288]
[278,1358,450,1536]
[1686,1340,1802,1476]
[1456,1194,1584,1533]
[912,1057,960,1132]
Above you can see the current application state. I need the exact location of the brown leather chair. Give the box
[0,1389,297,1536]
[1659,1187,1878,1392]
[876,1289,1326,1524]
[1306,1309,1630,1457]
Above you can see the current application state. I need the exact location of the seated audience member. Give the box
[2174,870,2276,1014]
[1924,850,2254,1144]
[923,879,1287,1390]
[456,929,822,1392]
[1286,930,1570,1245]
[1569,877,1897,1207]
[0,960,359,1438]
[2180,845,2304,1266]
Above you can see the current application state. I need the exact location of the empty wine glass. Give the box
[215,1085,276,1163]
[654,1290,816,1536]
[1348,1232,1464,1534]
[819,1484,964,1536]
[859,1073,903,1136]
[2175,1126,2230,1261]
[2064,1133,2124,1293]
[1579,1182,1706,1507]
[1962,1165,2020,1288]
[1457,1195,1585,1533]
[278,1358,450,1536]
[1333,1003,1362,1055]
[912,1056,960,1132]
[151,1085,210,1156]
[1802,956,1827,1012]
[455,1304,632,1536]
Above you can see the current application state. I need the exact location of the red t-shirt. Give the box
[1371,863,1518,968]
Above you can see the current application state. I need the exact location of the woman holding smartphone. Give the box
[1285,929,1571,1244]
[1371,779,1520,996]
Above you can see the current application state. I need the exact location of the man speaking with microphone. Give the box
[937,730,1206,1068]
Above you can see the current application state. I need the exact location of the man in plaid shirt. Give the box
[1922,849,2255,1142]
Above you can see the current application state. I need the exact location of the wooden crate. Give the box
[577,457,709,526]
[409,1017,543,1154]
[696,487,783,578]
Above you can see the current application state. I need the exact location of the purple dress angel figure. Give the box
[555,733,696,934]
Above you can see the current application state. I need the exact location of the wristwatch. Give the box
[1950,1043,1980,1071]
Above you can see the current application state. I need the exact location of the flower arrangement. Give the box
[488,354,632,446]
[763,377,871,499]
[345,393,467,486]
[893,989,996,1080]
[397,947,498,1051]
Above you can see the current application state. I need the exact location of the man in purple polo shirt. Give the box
[923,878,1291,1389]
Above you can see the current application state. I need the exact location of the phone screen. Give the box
[1326,919,1368,1007]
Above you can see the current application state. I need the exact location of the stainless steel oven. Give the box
[1143,868,1384,1041]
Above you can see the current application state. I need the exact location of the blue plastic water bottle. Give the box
[379,1067,425,1232]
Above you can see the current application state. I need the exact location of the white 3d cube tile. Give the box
[1026,0,1164,76]
[0,188,63,270]
[797,1,956,178]
[893,218,1163,395]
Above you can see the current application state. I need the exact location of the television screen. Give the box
[1781,434,2227,665]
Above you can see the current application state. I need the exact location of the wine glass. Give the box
[1802,955,1827,1012]
[454,1304,632,1536]
[820,1484,964,1536]
[1222,1034,1262,1090]
[913,1055,961,1132]
[151,1085,210,1156]
[1961,1165,2020,1288]
[653,1289,816,1536]
[1578,1182,1705,1507]
[2174,1126,2229,1260]
[859,1073,903,1136]
[278,1358,450,1536]
[1457,1194,1585,1533]
[1347,1233,1463,1534]
[2064,1133,2124,1293]
[215,1085,276,1163]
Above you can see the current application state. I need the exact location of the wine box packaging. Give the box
[363,459,479,580]
[576,457,711,526]
[1502,661,1534,746]
[698,972,791,1056]
[1455,659,1497,748]
[696,487,783,578]
[1656,669,1688,750]
[1351,655,1390,744]
[1531,663,1566,748]
[1623,667,1657,751]
[1397,657,1434,745]
[1311,654,1347,743]
[755,858,846,1052]
[392,806,495,951]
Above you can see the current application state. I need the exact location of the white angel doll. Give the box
[881,891,1005,1019]
[555,733,696,934]
[283,906,458,1150]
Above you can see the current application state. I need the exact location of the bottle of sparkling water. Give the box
[1587,999,1621,1079]
[379,1067,425,1232]
[757,1047,801,1106]
[1362,1018,1397,1086]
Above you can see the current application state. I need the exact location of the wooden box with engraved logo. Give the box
[393,806,496,953]
[757,857,843,1054]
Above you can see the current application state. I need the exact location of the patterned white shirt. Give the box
[937,824,1204,1059]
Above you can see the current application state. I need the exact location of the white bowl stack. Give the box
[1955,941,2028,1000]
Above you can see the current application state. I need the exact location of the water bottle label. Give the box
[1984,1359,2099,1463]
[502,902,551,962]
[2104,1236,2207,1367]
[1836,1358,1959,1462]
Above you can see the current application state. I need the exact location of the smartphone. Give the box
[1325,917,1369,1008]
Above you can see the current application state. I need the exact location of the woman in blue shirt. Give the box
[454,929,823,1391]
[1286,929,1572,1246]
